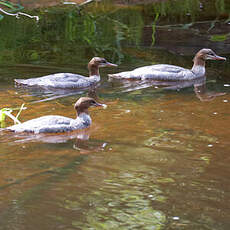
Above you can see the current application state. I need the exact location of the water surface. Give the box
[0,0,230,229]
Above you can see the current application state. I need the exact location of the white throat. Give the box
[76,113,92,127]
[192,65,205,77]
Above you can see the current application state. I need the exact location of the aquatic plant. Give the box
[0,103,26,128]
[0,0,24,12]
[210,33,230,42]
[0,0,229,67]
[0,0,39,21]
[151,13,159,46]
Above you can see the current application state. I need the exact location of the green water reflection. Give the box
[0,0,229,67]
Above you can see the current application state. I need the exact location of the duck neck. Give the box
[76,108,89,117]
[191,56,206,77]
[76,111,92,127]
[88,64,100,77]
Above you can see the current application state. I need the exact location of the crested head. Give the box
[89,57,106,67]
[74,97,98,110]
[191,48,226,77]
[88,57,117,76]
[88,57,118,68]
[194,48,226,62]
[74,97,106,115]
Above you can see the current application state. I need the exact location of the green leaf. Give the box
[210,34,229,42]
[0,104,26,124]
[0,109,6,122]
[0,108,12,122]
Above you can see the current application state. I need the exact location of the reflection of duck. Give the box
[109,49,226,81]
[6,97,106,133]
[7,127,107,154]
[194,82,226,102]
[163,77,226,101]
[15,57,117,89]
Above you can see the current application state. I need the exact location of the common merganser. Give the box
[15,57,117,89]
[6,97,106,133]
[108,49,226,81]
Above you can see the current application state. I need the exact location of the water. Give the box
[0,0,229,229]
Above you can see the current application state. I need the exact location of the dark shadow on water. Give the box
[193,83,226,102]
[163,77,227,101]
[15,84,101,103]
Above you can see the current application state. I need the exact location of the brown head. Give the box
[74,97,106,115]
[193,48,226,66]
[88,57,117,76]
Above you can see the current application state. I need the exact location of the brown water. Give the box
[0,0,230,229]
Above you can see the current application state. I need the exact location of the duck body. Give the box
[15,73,100,89]
[6,97,105,134]
[110,64,205,81]
[109,49,226,81]
[7,114,91,133]
[15,57,117,89]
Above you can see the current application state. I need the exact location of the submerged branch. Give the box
[0,104,27,126]
[0,8,39,21]
[2,110,21,124]
[79,0,98,7]
[63,0,98,7]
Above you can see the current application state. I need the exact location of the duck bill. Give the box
[94,102,107,109]
[105,62,118,67]
[213,55,226,61]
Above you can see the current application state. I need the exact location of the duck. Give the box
[108,49,226,81]
[6,97,106,133]
[15,57,117,89]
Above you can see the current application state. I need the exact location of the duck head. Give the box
[88,57,117,76]
[194,49,226,62]
[74,97,106,115]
